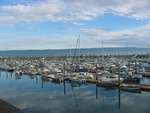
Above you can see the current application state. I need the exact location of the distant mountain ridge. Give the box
[0,47,149,57]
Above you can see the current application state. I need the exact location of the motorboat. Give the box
[136,68,150,77]
[67,74,87,83]
[120,83,142,93]
[70,72,94,79]
[41,68,55,78]
[120,84,141,90]
[96,77,115,87]
[102,73,124,82]
[123,76,141,83]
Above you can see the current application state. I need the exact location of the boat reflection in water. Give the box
[41,76,52,83]
[67,80,89,113]
[120,84,142,94]
[51,78,64,85]
[121,88,142,94]
[0,71,150,113]
[68,80,88,87]
[96,77,115,88]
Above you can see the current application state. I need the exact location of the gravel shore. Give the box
[0,99,24,113]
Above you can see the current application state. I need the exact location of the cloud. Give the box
[0,35,79,50]
[0,33,15,39]
[72,22,85,25]
[0,0,150,26]
[81,23,150,48]
[0,22,150,50]
[0,0,150,50]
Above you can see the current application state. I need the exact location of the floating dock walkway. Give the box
[86,79,150,91]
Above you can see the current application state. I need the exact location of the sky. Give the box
[0,0,150,50]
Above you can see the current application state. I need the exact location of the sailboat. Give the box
[68,36,93,83]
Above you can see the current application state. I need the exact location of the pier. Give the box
[86,79,150,91]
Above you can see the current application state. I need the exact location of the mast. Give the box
[148,43,150,53]
[78,35,80,61]
[147,43,149,60]
[78,35,80,72]
[102,39,104,62]
[126,45,128,58]
[71,36,80,71]
[70,46,72,57]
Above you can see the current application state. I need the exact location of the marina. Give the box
[1,1,150,113]
[0,48,150,113]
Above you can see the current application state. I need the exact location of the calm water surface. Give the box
[0,71,150,113]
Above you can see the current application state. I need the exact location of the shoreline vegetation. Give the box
[0,99,24,113]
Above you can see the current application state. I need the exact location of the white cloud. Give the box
[0,22,150,50]
[0,35,79,50]
[0,0,150,26]
[0,0,150,50]
[72,22,85,25]
[81,23,150,48]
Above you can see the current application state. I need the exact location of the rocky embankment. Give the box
[0,99,24,113]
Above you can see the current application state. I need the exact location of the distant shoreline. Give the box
[0,47,149,57]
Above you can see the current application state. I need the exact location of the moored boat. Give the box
[41,68,55,78]
[120,84,141,92]
[101,73,124,82]
[96,77,115,87]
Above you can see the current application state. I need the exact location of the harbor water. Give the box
[0,71,150,113]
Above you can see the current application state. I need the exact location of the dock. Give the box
[86,79,150,91]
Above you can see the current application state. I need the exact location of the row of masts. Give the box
[0,53,149,74]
